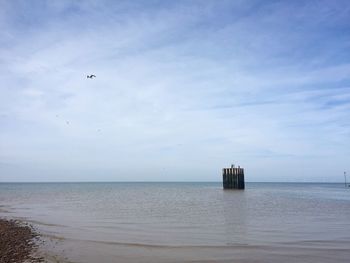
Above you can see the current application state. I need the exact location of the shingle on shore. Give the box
[0,218,44,263]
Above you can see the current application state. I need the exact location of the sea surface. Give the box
[1,182,350,263]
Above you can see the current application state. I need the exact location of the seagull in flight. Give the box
[87,74,96,79]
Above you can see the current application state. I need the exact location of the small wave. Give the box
[25,219,69,228]
[87,240,257,249]
[40,233,258,249]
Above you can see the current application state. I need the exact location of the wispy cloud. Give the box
[0,0,349,182]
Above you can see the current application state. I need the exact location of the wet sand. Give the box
[0,218,44,263]
[2,216,350,263]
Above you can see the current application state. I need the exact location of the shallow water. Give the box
[1,182,350,262]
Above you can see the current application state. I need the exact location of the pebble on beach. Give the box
[0,218,44,263]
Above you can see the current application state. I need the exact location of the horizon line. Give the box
[0,181,346,184]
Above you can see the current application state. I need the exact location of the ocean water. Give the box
[1,182,350,263]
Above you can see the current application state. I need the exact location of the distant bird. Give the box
[66,121,70,125]
[87,74,96,79]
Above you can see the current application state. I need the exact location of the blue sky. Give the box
[1,0,350,182]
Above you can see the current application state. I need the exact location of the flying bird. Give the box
[87,74,96,79]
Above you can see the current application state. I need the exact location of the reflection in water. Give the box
[222,190,248,246]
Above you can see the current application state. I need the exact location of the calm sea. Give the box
[1,182,350,263]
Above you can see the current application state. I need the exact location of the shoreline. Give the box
[0,218,44,263]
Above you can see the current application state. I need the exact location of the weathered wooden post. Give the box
[222,168,227,189]
[222,164,245,190]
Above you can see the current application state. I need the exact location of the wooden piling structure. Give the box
[222,164,245,190]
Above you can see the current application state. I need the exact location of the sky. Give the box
[1,0,350,182]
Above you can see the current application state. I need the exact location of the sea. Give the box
[0,182,350,263]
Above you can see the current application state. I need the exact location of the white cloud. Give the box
[0,0,349,182]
